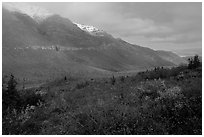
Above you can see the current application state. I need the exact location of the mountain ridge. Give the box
[3,3,53,23]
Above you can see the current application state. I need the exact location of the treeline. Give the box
[135,55,201,81]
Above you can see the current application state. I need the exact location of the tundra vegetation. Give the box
[2,55,202,135]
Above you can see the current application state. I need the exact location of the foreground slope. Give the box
[3,62,202,134]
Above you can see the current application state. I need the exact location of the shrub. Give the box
[76,81,89,89]
[3,74,21,112]
[135,78,201,135]
[110,76,116,85]
[120,76,125,82]
[188,55,201,69]
[2,75,46,135]
[21,90,45,109]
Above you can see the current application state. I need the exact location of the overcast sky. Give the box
[30,2,201,55]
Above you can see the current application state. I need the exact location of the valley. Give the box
[2,2,202,135]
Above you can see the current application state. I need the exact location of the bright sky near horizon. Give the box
[28,2,202,55]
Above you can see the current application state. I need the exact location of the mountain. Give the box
[3,3,182,84]
[156,50,187,65]
[172,48,202,57]
[74,23,107,36]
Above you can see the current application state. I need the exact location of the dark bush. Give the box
[76,81,89,89]
[110,76,116,85]
[120,76,125,82]
[2,74,21,113]
[188,55,201,69]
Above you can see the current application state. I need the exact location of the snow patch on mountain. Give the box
[74,23,105,36]
[74,23,100,32]
[3,2,53,23]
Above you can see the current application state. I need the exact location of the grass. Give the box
[2,65,202,135]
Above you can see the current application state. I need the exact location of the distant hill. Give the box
[156,50,187,65]
[172,48,202,57]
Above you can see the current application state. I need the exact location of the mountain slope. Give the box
[2,3,177,83]
[156,50,187,65]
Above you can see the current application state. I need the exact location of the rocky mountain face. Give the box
[3,3,185,83]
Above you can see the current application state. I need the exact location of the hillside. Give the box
[2,3,184,85]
